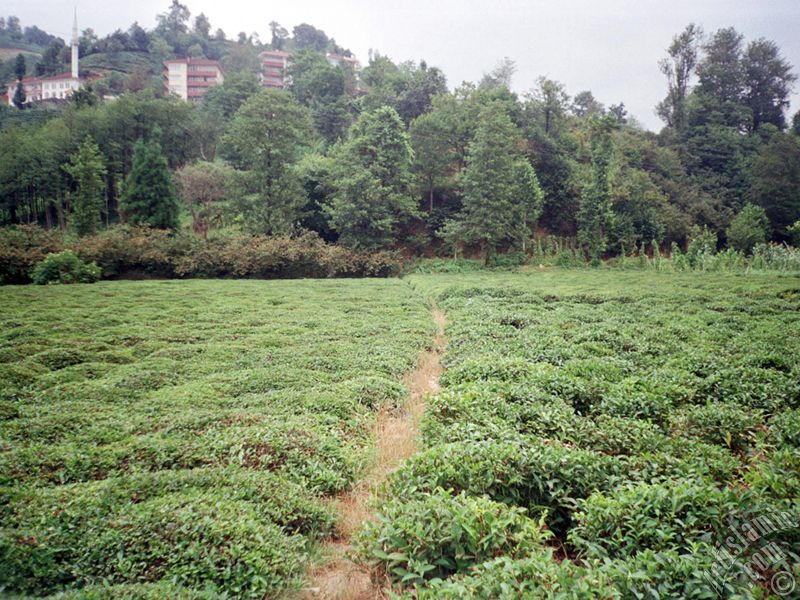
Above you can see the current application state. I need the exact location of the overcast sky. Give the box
[8,0,800,130]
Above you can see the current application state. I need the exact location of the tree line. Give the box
[1,6,798,263]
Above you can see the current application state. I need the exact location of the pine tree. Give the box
[120,135,179,229]
[64,137,107,236]
[13,53,26,109]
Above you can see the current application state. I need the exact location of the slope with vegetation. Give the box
[1,3,798,269]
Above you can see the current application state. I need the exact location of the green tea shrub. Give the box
[438,356,555,387]
[596,379,679,425]
[355,489,549,586]
[1,491,309,597]
[569,480,746,558]
[622,437,742,484]
[573,415,668,456]
[42,582,225,599]
[769,409,800,448]
[30,251,101,285]
[0,277,432,596]
[601,544,758,599]
[386,439,620,533]
[407,259,484,274]
[670,402,762,452]
[410,552,618,599]
[490,250,528,268]
[697,365,798,410]
[85,495,307,598]
[420,383,578,446]
[745,448,800,503]
[333,375,407,408]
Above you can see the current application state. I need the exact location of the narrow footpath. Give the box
[302,304,447,600]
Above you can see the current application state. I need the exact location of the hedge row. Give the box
[0,225,402,284]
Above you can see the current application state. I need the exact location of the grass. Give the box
[0,279,433,598]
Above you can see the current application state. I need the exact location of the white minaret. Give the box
[71,9,79,80]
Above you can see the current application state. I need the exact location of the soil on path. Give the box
[301,305,447,600]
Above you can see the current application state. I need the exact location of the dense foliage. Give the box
[0,278,432,596]
[0,225,402,283]
[1,6,798,264]
[357,271,800,597]
[30,250,100,284]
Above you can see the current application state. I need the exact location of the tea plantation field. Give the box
[359,271,800,598]
[0,279,433,598]
[2,271,800,599]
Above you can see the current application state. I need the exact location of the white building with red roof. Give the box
[5,11,85,105]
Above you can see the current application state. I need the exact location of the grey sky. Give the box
[8,0,800,130]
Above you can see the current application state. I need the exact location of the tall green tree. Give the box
[292,23,328,52]
[202,72,261,120]
[511,159,544,253]
[409,110,455,211]
[64,137,107,236]
[692,27,751,131]
[287,50,352,143]
[726,204,769,253]
[657,23,702,130]
[446,105,529,263]
[13,53,26,109]
[269,21,288,50]
[327,106,417,248]
[572,90,605,118]
[120,135,179,229]
[175,161,234,240]
[578,116,617,262]
[749,132,800,240]
[742,39,797,131]
[221,89,314,234]
[360,55,448,124]
[522,78,579,234]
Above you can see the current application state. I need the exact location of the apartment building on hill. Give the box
[163,58,225,102]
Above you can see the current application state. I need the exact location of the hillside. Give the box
[79,51,161,74]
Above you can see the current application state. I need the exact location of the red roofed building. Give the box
[163,58,225,102]
[5,11,86,106]
[259,50,290,89]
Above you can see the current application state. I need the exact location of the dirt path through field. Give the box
[301,303,447,600]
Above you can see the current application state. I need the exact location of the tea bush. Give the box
[601,544,759,599]
[0,278,431,596]
[670,402,763,452]
[383,270,799,597]
[768,409,800,449]
[744,449,800,504]
[386,439,620,533]
[30,251,101,285]
[355,489,550,586]
[568,480,748,558]
[410,553,618,599]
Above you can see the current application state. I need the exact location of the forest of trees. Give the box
[1,2,799,263]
